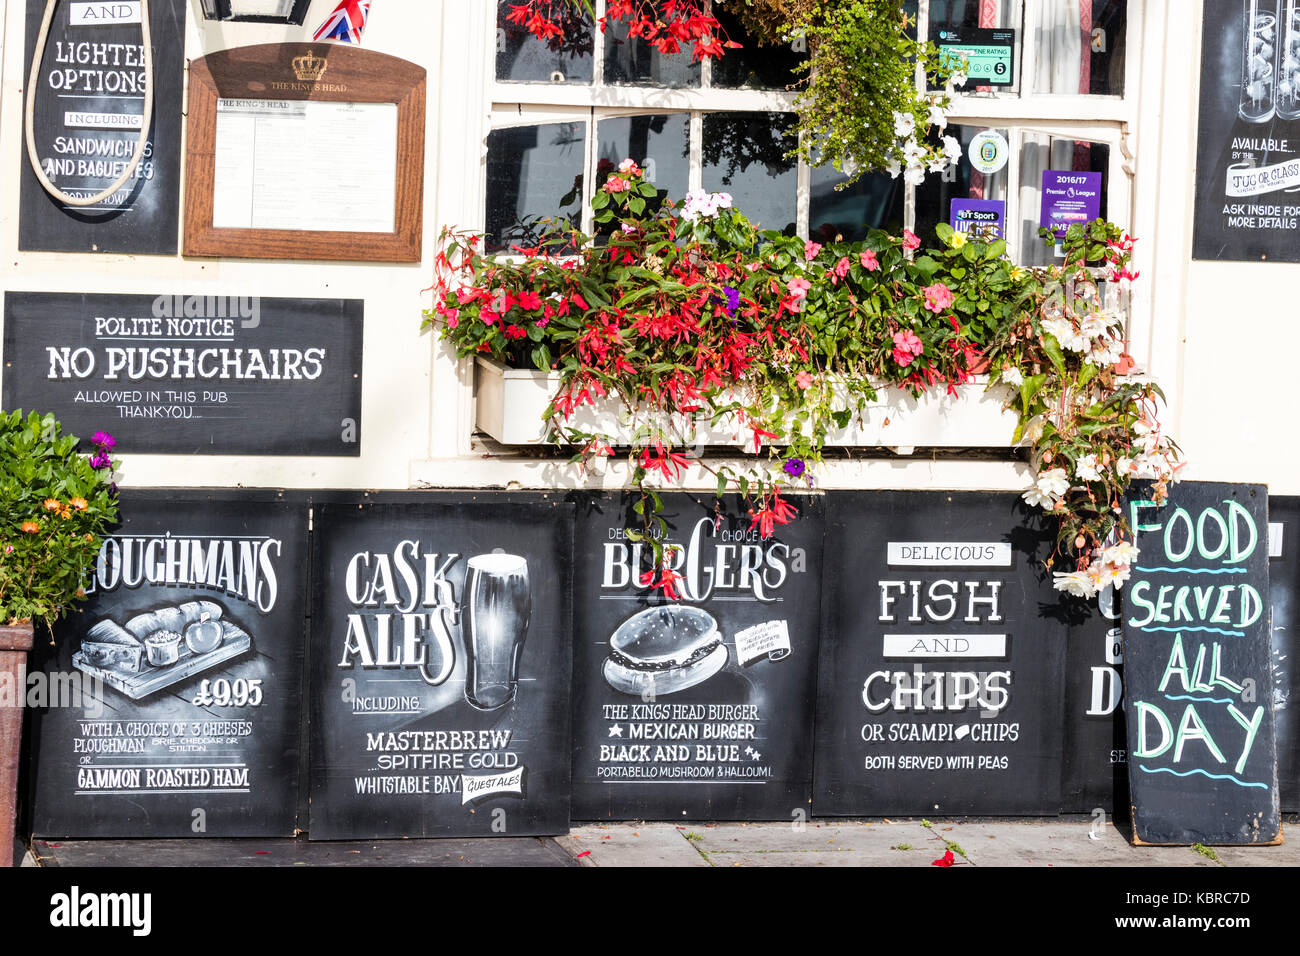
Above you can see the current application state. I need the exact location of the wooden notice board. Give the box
[1123,481,1282,845]
[184,43,425,262]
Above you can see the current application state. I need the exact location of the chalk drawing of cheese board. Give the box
[72,600,252,701]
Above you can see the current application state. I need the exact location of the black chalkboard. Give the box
[1267,496,1300,812]
[3,291,363,456]
[813,492,1067,816]
[1123,481,1281,844]
[1060,585,1129,814]
[569,493,822,821]
[19,0,184,254]
[27,490,308,838]
[308,496,573,839]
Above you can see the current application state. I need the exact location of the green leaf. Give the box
[591,190,610,209]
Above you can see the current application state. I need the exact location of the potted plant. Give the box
[0,412,118,866]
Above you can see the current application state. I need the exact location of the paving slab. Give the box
[1198,838,1298,867]
[29,837,575,868]
[920,822,1220,867]
[558,824,710,867]
[688,820,934,861]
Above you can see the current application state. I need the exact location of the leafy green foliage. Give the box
[0,411,118,631]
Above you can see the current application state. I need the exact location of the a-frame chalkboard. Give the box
[1123,481,1282,845]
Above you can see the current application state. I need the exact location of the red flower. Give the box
[748,491,797,539]
[638,440,692,481]
[516,290,542,310]
[639,566,684,601]
[504,324,527,340]
[932,850,956,867]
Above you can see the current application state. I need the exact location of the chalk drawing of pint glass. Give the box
[462,554,531,711]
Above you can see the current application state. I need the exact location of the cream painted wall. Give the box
[5,0,1274,498]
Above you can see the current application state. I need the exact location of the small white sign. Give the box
[64,110,144,129]
[887,542,1012,567]
[1270,522,1284,558]
[968,130,1010,175]
[882,634,1007,658]
[734,620,792,666]
[460,767,525,805]
[70,1,141,25]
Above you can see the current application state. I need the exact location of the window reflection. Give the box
[915,125,1010,247]
[1032,0,1126,96]
[710,6,806,90]
[495,0,594,84]
[1018,136,1109,265]
[604,4,700,87]
[595,114,691,221]
[702,112,798,234]
[485,123,587,252]
[809,165,905,243]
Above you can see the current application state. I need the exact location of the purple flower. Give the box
[783,458,806,478]
[91,431,116,450]
[89,452,111,470]
[723,285,740,316]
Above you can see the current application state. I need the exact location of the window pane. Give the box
[603,5,701,87]
[809,166,905,243]
[702,112,798,234]
[496,0,594,84]
[1017,136,1110,266]
[930,0,1019,93]
[595,114,691,213]
[1030,0,1126,95]
[485,122,587,252]
[915,125,1011,248]
[710,6,806,90]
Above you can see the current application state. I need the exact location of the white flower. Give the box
[902,138,926,166]
[904,163,927,185]
[927,103,949,130]
[893,110,916,138]
[1022,485,1057,509]
[1042,316,1085,352]
[1115,455,1135,475]
[1054,570,1097,598]
[1075,454,1101,482]
[1096,562,1132,588]
[1036,467,1070,498]
[886,157,902,179]
[942,135,962,163]
[1102,541,1140,567]
[1002,366,1024,387]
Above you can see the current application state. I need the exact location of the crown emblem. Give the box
[292,49,327,82]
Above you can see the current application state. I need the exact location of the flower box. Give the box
[474,357,1021,452]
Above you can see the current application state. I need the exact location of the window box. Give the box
[474,356,1021,452]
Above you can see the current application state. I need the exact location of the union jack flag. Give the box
[312,0,371,44]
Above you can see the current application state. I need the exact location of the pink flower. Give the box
[796,371,814,389]
[892,329,924,367]
[603,176,630,194]
[479,306,500,326]
[804,240,822,261]
[516,290,542,310]
[618,158,642,176]
[922,282,955,313]
[902,229,921,251]
[859,250,880,272]
[786,277,811,298]
[833,257,850,280]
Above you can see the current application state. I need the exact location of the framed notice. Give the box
[27,491,308,838]
[184,43,425,262]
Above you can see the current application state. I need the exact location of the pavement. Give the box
[16,817,1300,867]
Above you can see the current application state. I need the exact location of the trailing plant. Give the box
[425,163,1176,599]
[511,0,963,185]
[0,412,119,632]
[986,221,1177,599]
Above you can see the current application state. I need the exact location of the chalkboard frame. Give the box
[183,43,425,263]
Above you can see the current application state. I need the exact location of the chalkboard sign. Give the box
[27,491,308,837]
[308,496,573,839]
[1192,0,1300,261]
[3,291,363,456]
[1123,481,1281,845]
[1060,585,1129,814]
[813,492,1067,816]
[570,493,822,821]
[1267,496,1300,812]
[19,0,184,254]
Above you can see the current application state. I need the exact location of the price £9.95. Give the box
[192,678,263,708]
